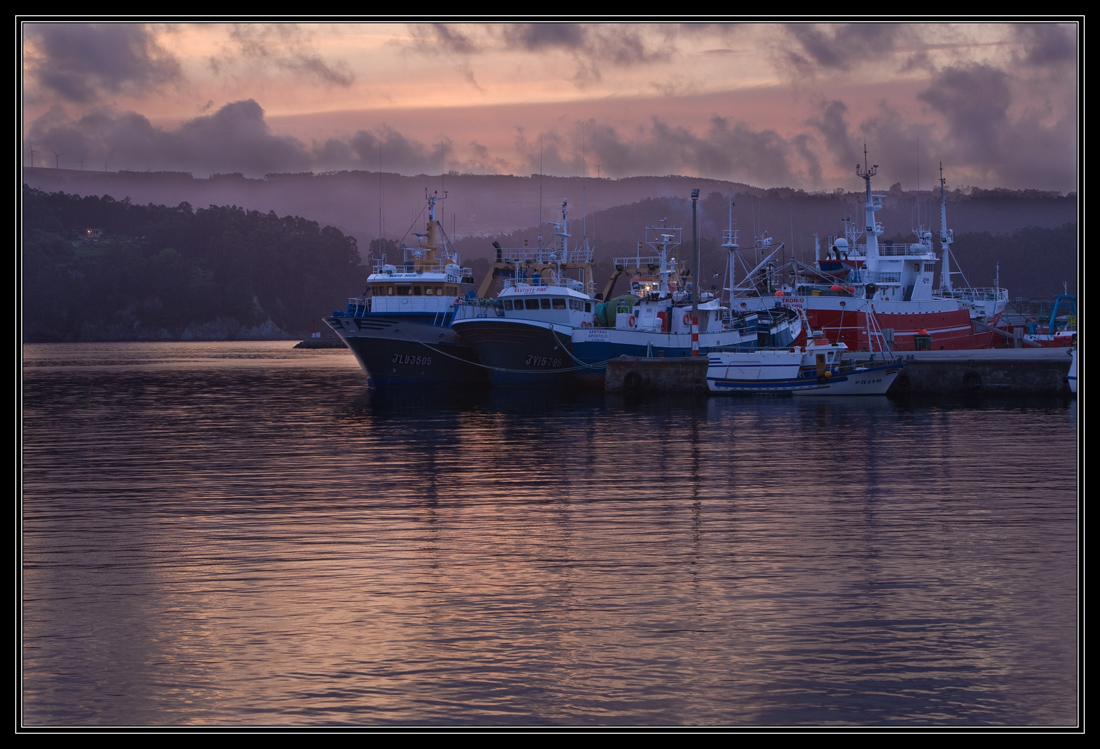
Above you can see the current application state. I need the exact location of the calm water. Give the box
[21,342,1079,727]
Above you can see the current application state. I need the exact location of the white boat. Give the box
[707,311,904,396]
[707,335,903,395]
[1068,348,1077,395]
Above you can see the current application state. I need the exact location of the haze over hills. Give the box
[22,167,1078,342]
[23,165,1076,253]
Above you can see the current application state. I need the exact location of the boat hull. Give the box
[736,297,997,351]
[452,318,579,387]
[323,315,488,387]
[791,362,903,395]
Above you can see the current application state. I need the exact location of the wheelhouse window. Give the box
[552,298,566,309]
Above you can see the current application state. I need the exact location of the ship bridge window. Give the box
[525,299,540,310]
[425,286,434,295]
[585,302,592,313]
[552,298,566,309]
[396,286,409,296]
[924,263,936,273]
[541,298,552,309]
[386,286,395,296]
[503,300,513,310]
[413,286,422,296]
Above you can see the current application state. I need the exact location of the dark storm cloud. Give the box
[855,108,941,189]
[409,23,479,55]
[215,24,354,87]
[27,96,518,178]
[988,108,1077,191]
[26,99,312,175]
[349,127,454,175]
[175,100,312,171]
[500,23,587,52]
[828,58,1075,192]
[807,100,859,172]
[792,133,823,187]
[783,24,905,75]
[25,23,181,103]
[917,64,1012,166]
[407,23,674,87]
[501,24,670,66]
[514,128,582,176]
[1013,23,1076,66]
[527,116,800,187]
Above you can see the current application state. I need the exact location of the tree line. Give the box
[23,185,365,341]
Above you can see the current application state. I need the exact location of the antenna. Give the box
[539,134,543,239]
[379,141,383,259]
[582,121,587,248]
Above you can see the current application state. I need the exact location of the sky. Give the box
[20,21,1080,193]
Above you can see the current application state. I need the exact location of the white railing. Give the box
[495,245,593,265]
[878,243,934,258]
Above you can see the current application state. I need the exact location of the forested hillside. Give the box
[22,186,365,341]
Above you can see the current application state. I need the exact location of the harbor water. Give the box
[21,342,1079,727]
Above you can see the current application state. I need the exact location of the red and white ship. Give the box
[734,158,1008,352]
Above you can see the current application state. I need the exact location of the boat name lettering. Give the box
[391,354,432,366]
[513,287,550,294]
[525,354,563,368]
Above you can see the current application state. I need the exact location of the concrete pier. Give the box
[854,347,1077,396]
[605,347,1076,395]
[605,356,710,393]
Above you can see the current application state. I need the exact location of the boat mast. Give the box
[856,146,881,262]
[938,163,954,293]
[556,198,570,258]
[722,187,739,304]
[417,189,447,255]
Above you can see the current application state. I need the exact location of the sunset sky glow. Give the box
[21,20,1080,193]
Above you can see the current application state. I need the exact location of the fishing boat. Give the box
[1068,347,1077,395]
[570,223,776,388]
[323,190,488,387]
[1024,294,1078,348]
[707,334,903,395]
[733,155,1008,352]
[707,310,904,395]
[451,199,597,387]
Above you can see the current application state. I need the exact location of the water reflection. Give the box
[22,343,1077,726]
